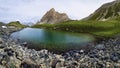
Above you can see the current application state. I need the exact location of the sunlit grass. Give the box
[7,21,26,28]
[32,20,120,37]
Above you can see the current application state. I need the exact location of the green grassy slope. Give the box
[7,21,26,28]
[32,20,120,37]
[85,1,120,20]
[32,1,120,38]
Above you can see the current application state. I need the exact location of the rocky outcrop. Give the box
[84,0,120,21]
[40,8,70,24]
[0,25,21,36]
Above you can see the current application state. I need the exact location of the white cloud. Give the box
[0,0,114,24]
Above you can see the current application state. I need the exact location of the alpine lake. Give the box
[11,28,95,53]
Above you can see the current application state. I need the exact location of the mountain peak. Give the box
[40,8,70,24]
[49,8,55,12]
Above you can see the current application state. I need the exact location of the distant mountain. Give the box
[23,22,35,26]
[0,22,6,26]
[84,0,120,21]
[39,8,70,24]
[7,21,26,28]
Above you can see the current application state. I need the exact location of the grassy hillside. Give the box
[32,20,120,37]
[84,1,120,21]
[7,21,26,28]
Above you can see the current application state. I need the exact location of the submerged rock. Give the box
[95,44,105,50]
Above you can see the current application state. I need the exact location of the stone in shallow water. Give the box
[95,44,105,50]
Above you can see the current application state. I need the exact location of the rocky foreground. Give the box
[0,28,120,68]
[0,26,21,36]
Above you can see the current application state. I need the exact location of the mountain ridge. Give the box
[83,0,120,21]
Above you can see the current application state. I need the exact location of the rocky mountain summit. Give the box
[84,0,120,21]
[40,8,70,24]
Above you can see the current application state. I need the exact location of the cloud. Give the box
[0,0,114,24]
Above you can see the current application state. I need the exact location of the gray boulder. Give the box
[0,38,3,44]
[95,44,105,50]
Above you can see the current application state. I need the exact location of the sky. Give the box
[0,0,114,24]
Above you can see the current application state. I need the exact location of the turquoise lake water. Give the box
[11,28,95,52]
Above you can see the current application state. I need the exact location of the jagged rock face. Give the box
[40,8,70,24]
[84,0,120,21]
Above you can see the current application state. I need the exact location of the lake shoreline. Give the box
[0,27,120,67]
[10,28,95,53]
